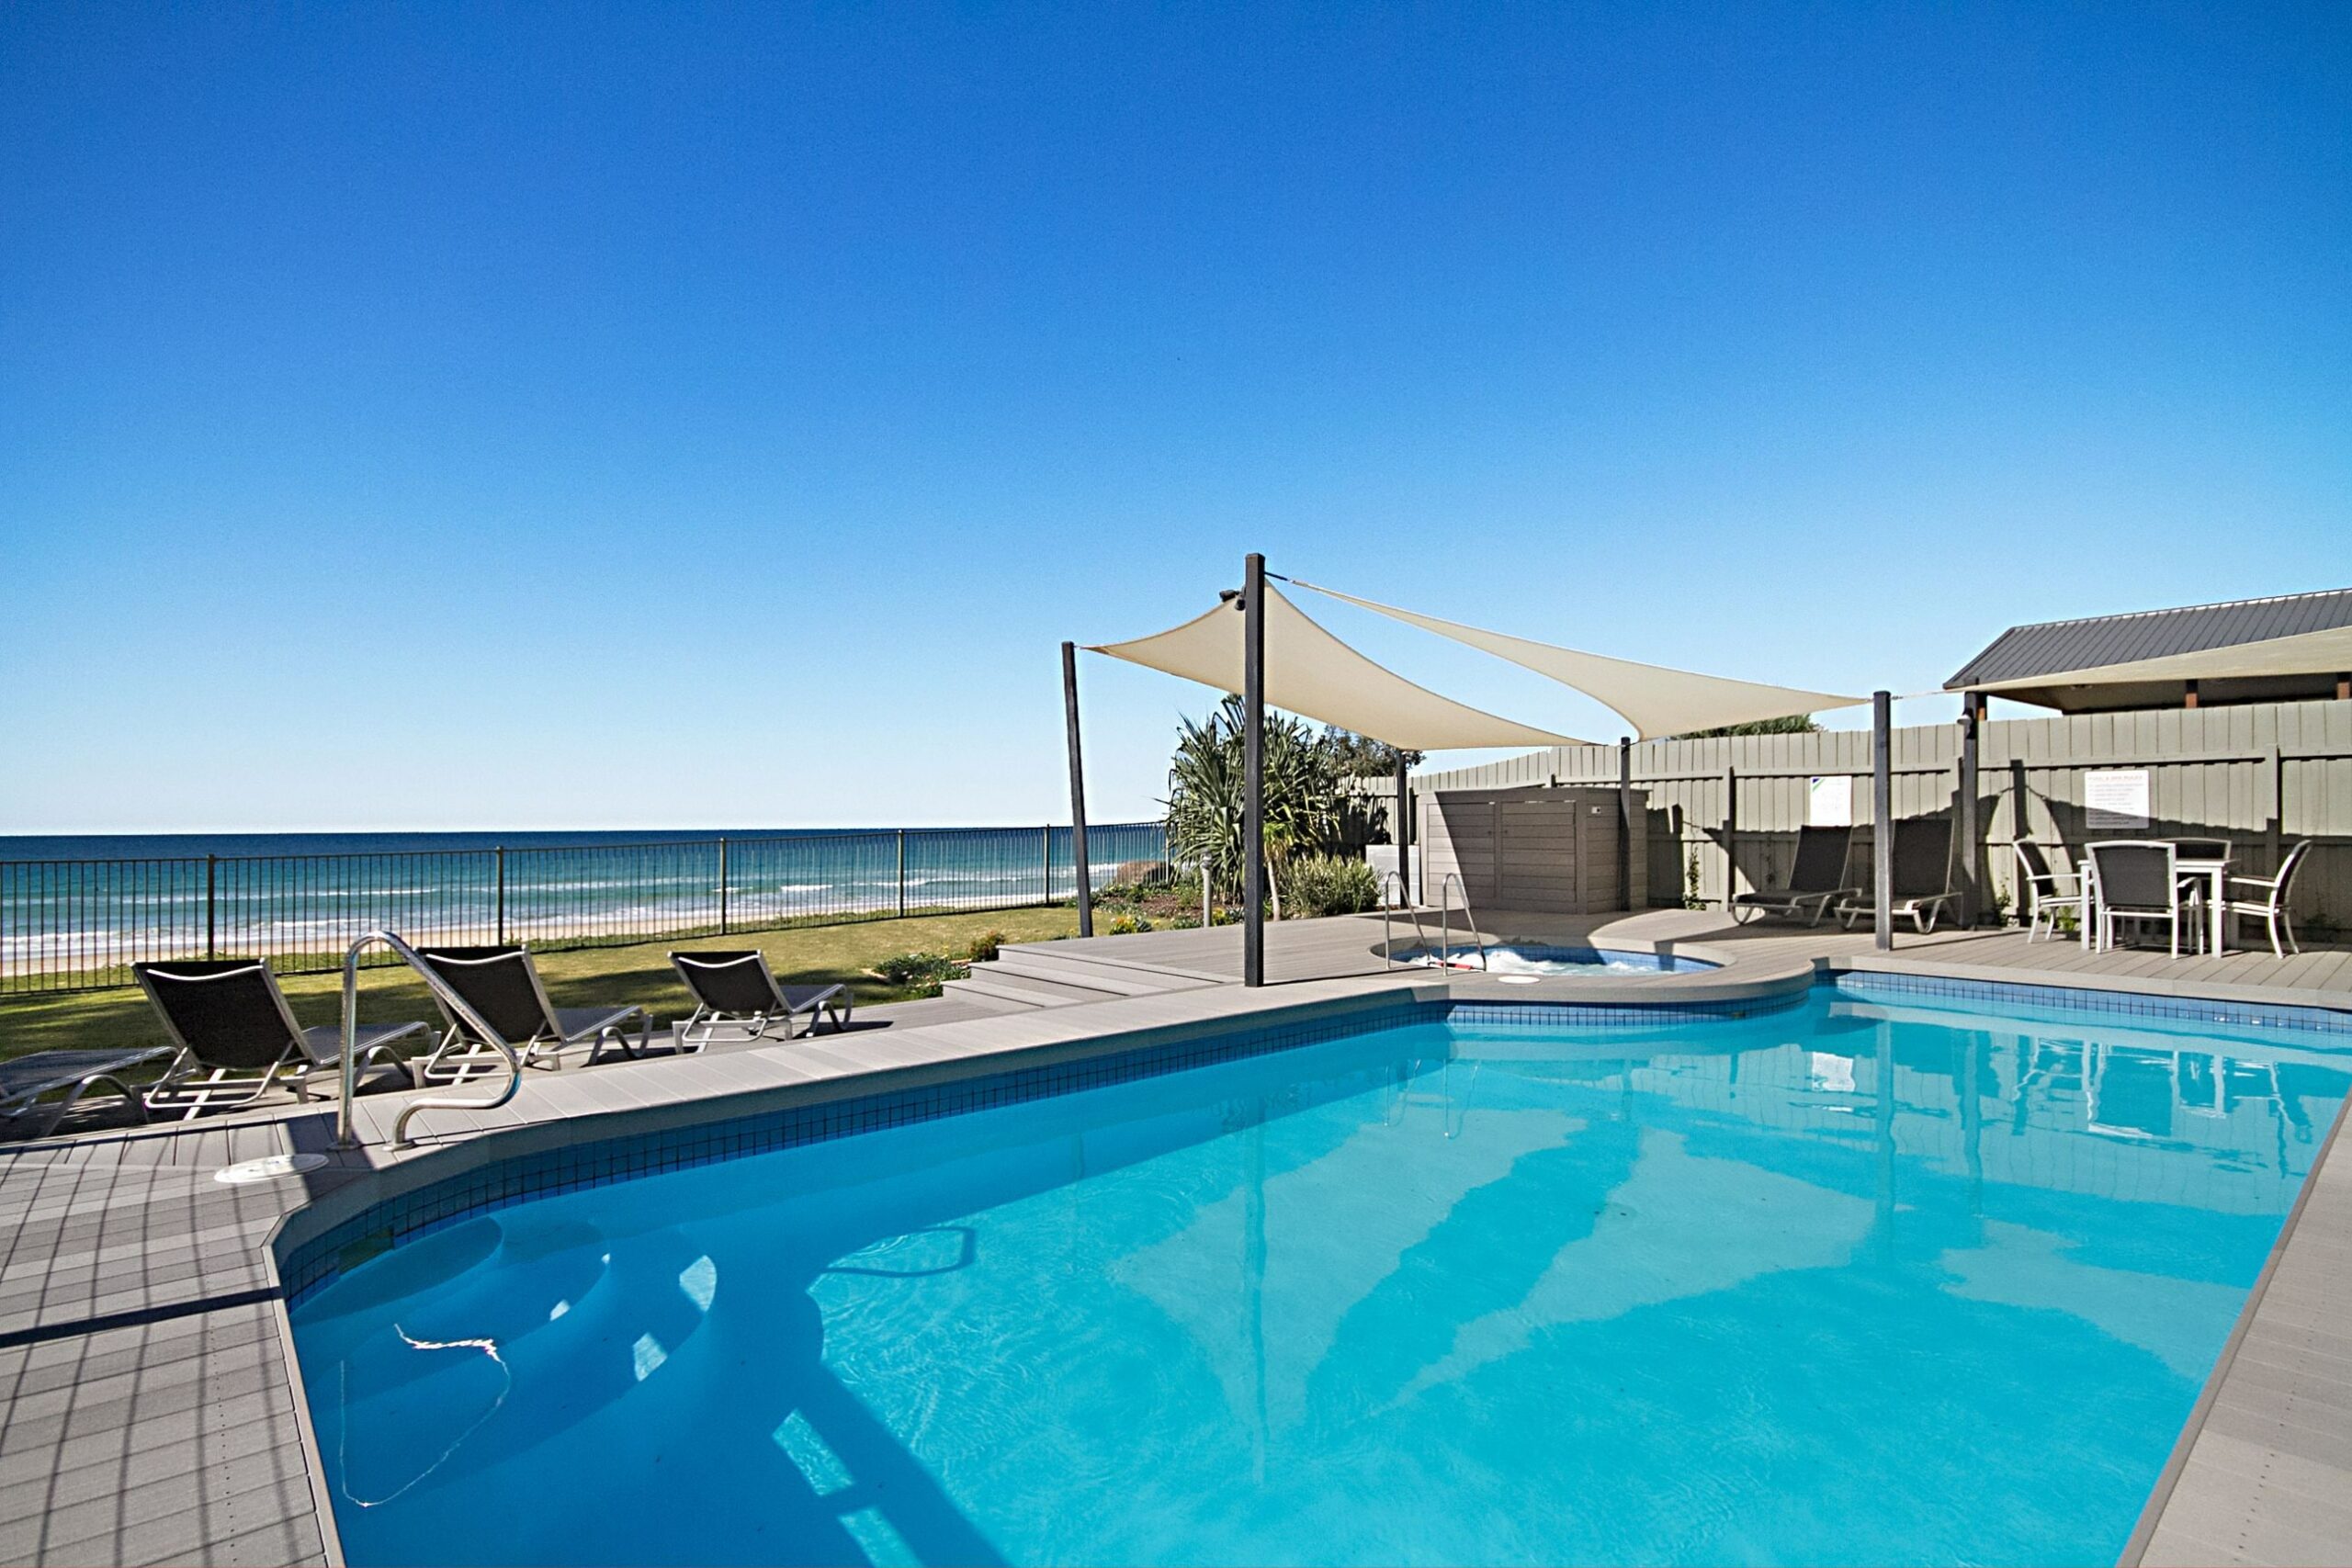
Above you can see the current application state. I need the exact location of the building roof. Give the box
[1947,588,2352,691]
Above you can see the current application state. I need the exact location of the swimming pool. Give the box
[1393,942,1719,976]
[287,980,2352,1566]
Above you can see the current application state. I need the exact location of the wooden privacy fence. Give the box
[1379,696,2352,933]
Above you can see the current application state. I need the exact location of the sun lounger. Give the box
[1730,825,1858,926]
[670,950,853,1049]
[135,959,425,1120]
[1838,818,1960,934]
[1,1046,175,1137]
[410,944,650,1085]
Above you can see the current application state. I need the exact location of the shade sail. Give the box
[1953,621,2352,696]
[1290,581,1871,740]
[1090,585,1587,750]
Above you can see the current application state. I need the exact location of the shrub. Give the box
[1106,912,1155,935]
[965,929,1006,964]
[874,951,970,997]
[1277,853,1380,919]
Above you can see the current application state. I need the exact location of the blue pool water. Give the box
[1396,943,1719,976]
[289,985,2352,1566]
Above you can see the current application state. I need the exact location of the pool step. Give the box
[941,966,1125,1010]
[986,948,1216,996]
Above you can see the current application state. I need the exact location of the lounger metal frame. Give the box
[1731,826,1860,927]
[669,950,852,1049]
[411,944,650,1086]
[0,1046,175,1138]
[1838,819,1961,935]
[135,959,423,1121]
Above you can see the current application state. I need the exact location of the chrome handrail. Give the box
[1438,874,1488,970]
[338,930,523,1151]
[1380,871,1435,967]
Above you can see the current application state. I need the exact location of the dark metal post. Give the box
[718,837,730,935]
[1063,642,1094,937]
[1872,691,1894,951]
[1957,696,1981,926]
[896,829,907,918]
[1617,738,1634,911]
[1722,765,1737,909]
[1392,751,1411,903]
[204,854,217,960]
[1242,552,1267,987]
[494,846,506,945]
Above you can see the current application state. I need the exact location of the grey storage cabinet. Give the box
[1419,786,1648,913]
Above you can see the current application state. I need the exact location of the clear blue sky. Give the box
[3,4,2346,833]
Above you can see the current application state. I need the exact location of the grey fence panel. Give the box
[1407,698,2352,930]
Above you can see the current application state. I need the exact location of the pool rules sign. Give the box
[2084,769,2152,831]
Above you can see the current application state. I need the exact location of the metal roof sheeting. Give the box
[1947,588,2352,689]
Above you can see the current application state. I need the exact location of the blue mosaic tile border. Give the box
[1444,989,1807,1029]
[1830,969,2352,1036]
[280,997,1422,1302]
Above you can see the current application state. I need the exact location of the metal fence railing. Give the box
[0,823,1170,997]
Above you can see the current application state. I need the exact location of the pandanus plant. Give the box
[1163,695,1340,917]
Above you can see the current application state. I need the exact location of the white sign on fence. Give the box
[1808,774,1853,827]
[2084,768,2152,830]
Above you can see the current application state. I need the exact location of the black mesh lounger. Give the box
[1838,818,1960,934]
[1,1046,175,1137]
[670,950,852,1050]
[411,944,650,1085]
[135,959,426,1120]
[1730,825,1858,926]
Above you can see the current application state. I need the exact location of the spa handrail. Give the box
[1438,874,1488,971]
[1381,872,1436,968]
[337,930,523,1151]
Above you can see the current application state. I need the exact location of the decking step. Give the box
[942,967,1124,1008]
[987,949,1213,995]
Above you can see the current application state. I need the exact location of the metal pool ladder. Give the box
[337,929,524,1150]
[1438,874,1488,970]
[1381,872,1436,968]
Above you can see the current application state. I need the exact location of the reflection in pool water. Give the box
[290,985,2351,1566]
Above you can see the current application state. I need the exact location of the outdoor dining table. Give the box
[2078,845,2233,955]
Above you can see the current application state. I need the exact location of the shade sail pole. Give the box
[1062,641,1093,939]
[1617,738,1634,910]
[1242,554,1267,987]
[1393,751,1411,901]
[1872,691,1894,952]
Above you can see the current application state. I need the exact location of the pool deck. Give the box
[3,909,2349,1565]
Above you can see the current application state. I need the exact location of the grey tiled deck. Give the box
[4,913,2351,1565]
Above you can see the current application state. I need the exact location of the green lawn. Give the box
[0,907,1080,1062]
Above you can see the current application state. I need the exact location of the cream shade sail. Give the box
[1290,581,1870,740]
[1089,585,1587,750]
[1955,621,2352,695]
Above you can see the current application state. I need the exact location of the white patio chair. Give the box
[2087,841,2204,958]
[2222,840,2312,959]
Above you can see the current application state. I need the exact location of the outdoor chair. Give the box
[1,1046,175,1138]
[1730,825,1858,926]
[2088,841,2205,957]
[670,950,854,1049]
[2012,841,2088,942]
[1838,818,1960,934]
[2222,839,2312,959]
[410,944,650,1085]
[134,959,425,1120]
[2172,838,2232,862]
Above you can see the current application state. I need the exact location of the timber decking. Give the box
[2,913,2348,1566]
